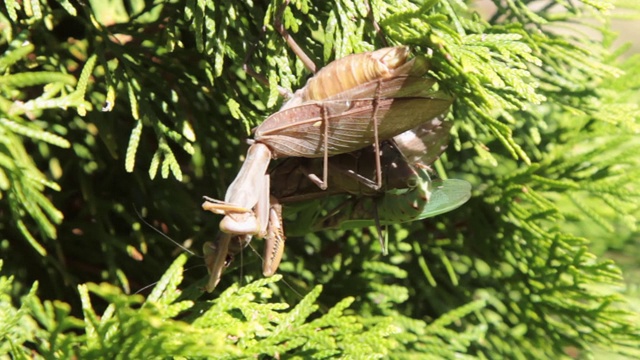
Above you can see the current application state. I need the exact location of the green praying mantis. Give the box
[284,174,471,236]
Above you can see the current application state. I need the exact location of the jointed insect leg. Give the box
[274,0,317,73]
[372,199,388,255]
[364,0,389,47]
[262,196,286,277]
[242,24,292,98]
[304,104,330,190]
[371,79,383,190]
[203,234,232,292]
[202,196,253,214]
[322,104,329,189]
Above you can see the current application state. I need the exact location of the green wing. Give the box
[323,179,471,230]
[390,178,471,220]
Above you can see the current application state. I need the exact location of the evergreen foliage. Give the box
[1,0,639,358]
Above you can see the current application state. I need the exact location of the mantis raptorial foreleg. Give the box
[203,233,231,292]
[201,143,284,290]
[203,197,286,292]
[262,196,286,277]
[218,171,270,237]
[202,143,271,236]
[203,233,252,292]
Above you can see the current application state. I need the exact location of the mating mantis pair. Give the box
[204,118,471,291]
[201,46,456,290]
[203,119,472,292]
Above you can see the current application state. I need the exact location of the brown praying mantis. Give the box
[201,46,454,290]
[252,46,452,191]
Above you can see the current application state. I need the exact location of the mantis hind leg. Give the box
[371,200,388,255]
[241,1,294,97]
[364,0,389,47]
[322,104,329,189]
[371,79,383,190]
[274,0,317,73]
[305,104,330,190]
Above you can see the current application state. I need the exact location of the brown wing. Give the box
[255,94,453,158]
[393,114,453,168]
